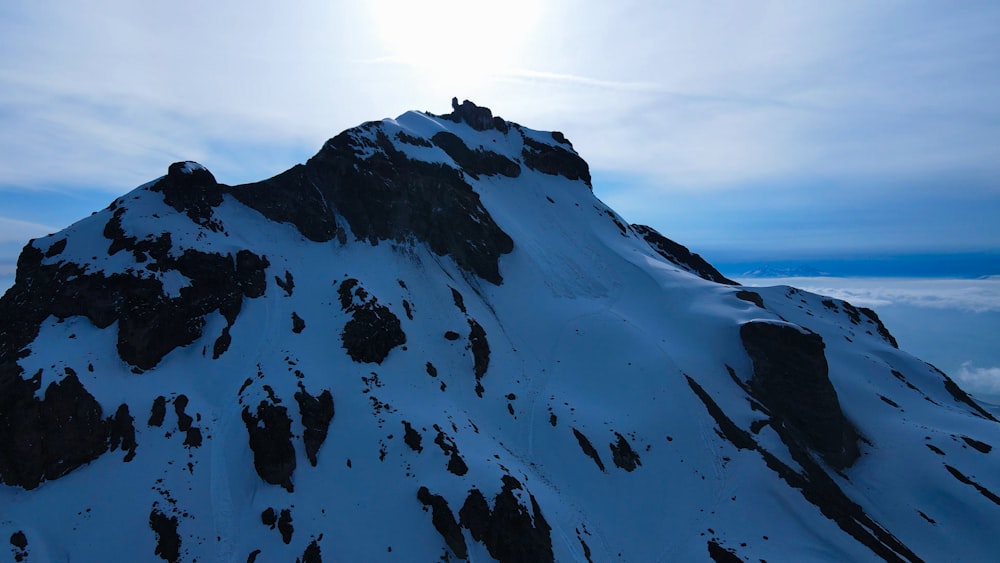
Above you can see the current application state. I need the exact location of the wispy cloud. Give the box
[0,216,57,243]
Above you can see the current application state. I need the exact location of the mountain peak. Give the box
[1,103,998,562]
[444,97,507,132]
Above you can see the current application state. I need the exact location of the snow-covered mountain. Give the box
[1,99,998,562]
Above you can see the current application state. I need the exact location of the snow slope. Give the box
[1,100,998,562]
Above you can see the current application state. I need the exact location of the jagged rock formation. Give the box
[0,100,997,562]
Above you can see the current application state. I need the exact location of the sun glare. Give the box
[369,0,539,80]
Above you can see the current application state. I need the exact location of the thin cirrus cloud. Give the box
[0,1,999,265]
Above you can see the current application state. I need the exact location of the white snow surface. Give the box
[2,110,999,562]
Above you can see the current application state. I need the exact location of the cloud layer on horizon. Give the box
[738,276,1000,313]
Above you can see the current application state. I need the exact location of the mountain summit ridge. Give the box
[1,100,998,562]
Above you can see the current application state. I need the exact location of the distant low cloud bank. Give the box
[738,276,1000,314]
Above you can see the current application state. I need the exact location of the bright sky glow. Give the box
[368,0,541,80]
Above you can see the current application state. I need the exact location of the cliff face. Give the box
[0,101,997,562]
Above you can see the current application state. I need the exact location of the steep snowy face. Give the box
[1,101,998,562]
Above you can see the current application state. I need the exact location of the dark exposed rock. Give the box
[149,507,181,562]
[247,549,262,563]
[418,486,468,560]
[315,129,514,283]
[735,290,765,309]
[434,430,468,476]
[685,376,756,451]
[291,312,306,334]
[183,427,203,448]
[859,307,899,348]
[707,540,742,563]
[218,111,516,284]
[44,238,66,257]
[149,396,167,427]
[242,400,296,492]
[609,432,641,472]
[520,134,592,188]
[458,475,554,563]
[431,132,520,179]
[403,421,423,452]
[261,507,277,527]
[109,403,138,462]
[0,229,270,371]
[572,428,605,472]
[396,130,432,147]
[685,374,923,563]
[300,539,323,563]
[444,331,460,341]
[740,321,860,469]
[961,436,992,454]
[468,318,490,382]
[228,165,338,243]
[450,287,467,313]
[174,395,193,431]
[932,365,998,422]
[213,326,232,359]
[337,279,406,364]
[0,370,109,489]
[294,384,335,466]
[151,162,225,231]
[426,362,438,377]
[278,508,294,544]
[944,464,1000,505]
[632,224,737,285]
[880,395,900,408]
[841,302,862,325]
[442,97,509,133]
[275,270,295,296]
[9,531,27,549]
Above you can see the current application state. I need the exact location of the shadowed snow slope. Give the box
[1,101,998,562]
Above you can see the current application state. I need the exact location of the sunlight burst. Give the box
[369,0,540,80]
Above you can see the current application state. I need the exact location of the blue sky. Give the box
[1,0,999,278]
[1,1,998,397]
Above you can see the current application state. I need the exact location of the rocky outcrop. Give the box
[609,432,641,471]
[0,368,118,489]
[242,400,297,492]
[236,123,514,284]
[739,321,859,469]
[430,132,521,179]
[632,224,737,285]
[442,97,509,133]
[149,507,181,562]
[417,486,468,560]
[572,428,606,472]
[0,228,269,371]
[338,279,406,364]
[520,133,592,188]
[294,385,334,466]
[458,475,554,563]
[150,162,225,231]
